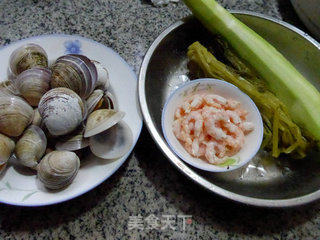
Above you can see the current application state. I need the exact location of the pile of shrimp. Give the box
[173,93,254,165]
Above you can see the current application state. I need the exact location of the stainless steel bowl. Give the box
[138,11,320,207]
[291,0,320,40]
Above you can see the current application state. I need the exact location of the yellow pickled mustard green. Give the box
[187,41,309,158]
[183,0,320,145]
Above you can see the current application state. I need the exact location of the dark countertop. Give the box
[0,0,319,239]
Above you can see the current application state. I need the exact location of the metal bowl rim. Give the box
[138,10,320,208]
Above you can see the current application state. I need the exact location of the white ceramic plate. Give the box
[162,79,263,172]
[0,34,142,206]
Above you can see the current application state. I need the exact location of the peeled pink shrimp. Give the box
[204,94,227,106]
[173,93,254,165]
[226,110,241,125]
[182,110,203,137]
[234,109,248,120]
[193,139,207,157]
[213,141,227,158]
[173,119,192,145]
[190,95,203,109]
[225,124,245,156]
[204,112,229,140]
[182,94,203,113]
[185,138,206,157]
[239,122,255,134]
[202,105,222,119]
[205,142,226,164]
[226,99,240,110]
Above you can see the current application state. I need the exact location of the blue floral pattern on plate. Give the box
[64,40,82,54]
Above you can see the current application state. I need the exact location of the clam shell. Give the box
[15,125,47,169]
[0,80,19,97]
[38,87,85,136]
[85,89,103,116]
[0,134,15,174]
[84,109,125,138]
[50,54,97,99]
[37,150,80,190]
[89,121,133,159]
[0,163,6,175]
[70,54,97,96]
[0,96,34,137]
[14,67,51,106]
[32,108,42,127]
[55,126,89,151]
[92,60,110,91]
[92,91,118,112]
[9,43,48,76]
[104,91,118,110]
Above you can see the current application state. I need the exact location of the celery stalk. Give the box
[183,0,320,142]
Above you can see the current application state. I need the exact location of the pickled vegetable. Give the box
[187,41,310,158]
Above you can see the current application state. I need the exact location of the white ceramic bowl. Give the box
[161,78,263,172]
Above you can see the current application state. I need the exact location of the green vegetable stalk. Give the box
[183,0,320,144]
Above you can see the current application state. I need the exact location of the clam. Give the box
[38,87,85,136]
[15,125,47,169]
[104,91,118,110]
[55,126,89,151]
[84,109,125,138]
[9,43,48,76]
[92,91,118,111]
[32,108,42,127]
[86,89,103,115]
[0,96,34,137]
[37,150,80,190]
[0,164,5,175]
[50,54,97,98]
[0,80,19,97]
[0,134,15,174]
[89,121,132,159]
[14,67,51,106]
[71,54,98,89]
[92,60,110,91]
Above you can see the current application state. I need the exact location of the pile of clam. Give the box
[0,43,132,190]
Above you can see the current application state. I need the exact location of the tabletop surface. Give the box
[1,0,320,239]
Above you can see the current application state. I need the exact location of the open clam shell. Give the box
[38,87,85,136]
[0,96,34,137]
[50,54,97,99]
[9,43,48,76]
[37,150,80,190]
[15,125,47,169]
[55,126,89,151]
[84,109,125,138]
[92,60,110,91]
[0,134,15,174]
[85,89,103,116]
[91,91,118,112]
[104,91,118,110]
[14,67,51,106]
[89,121,133,159]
